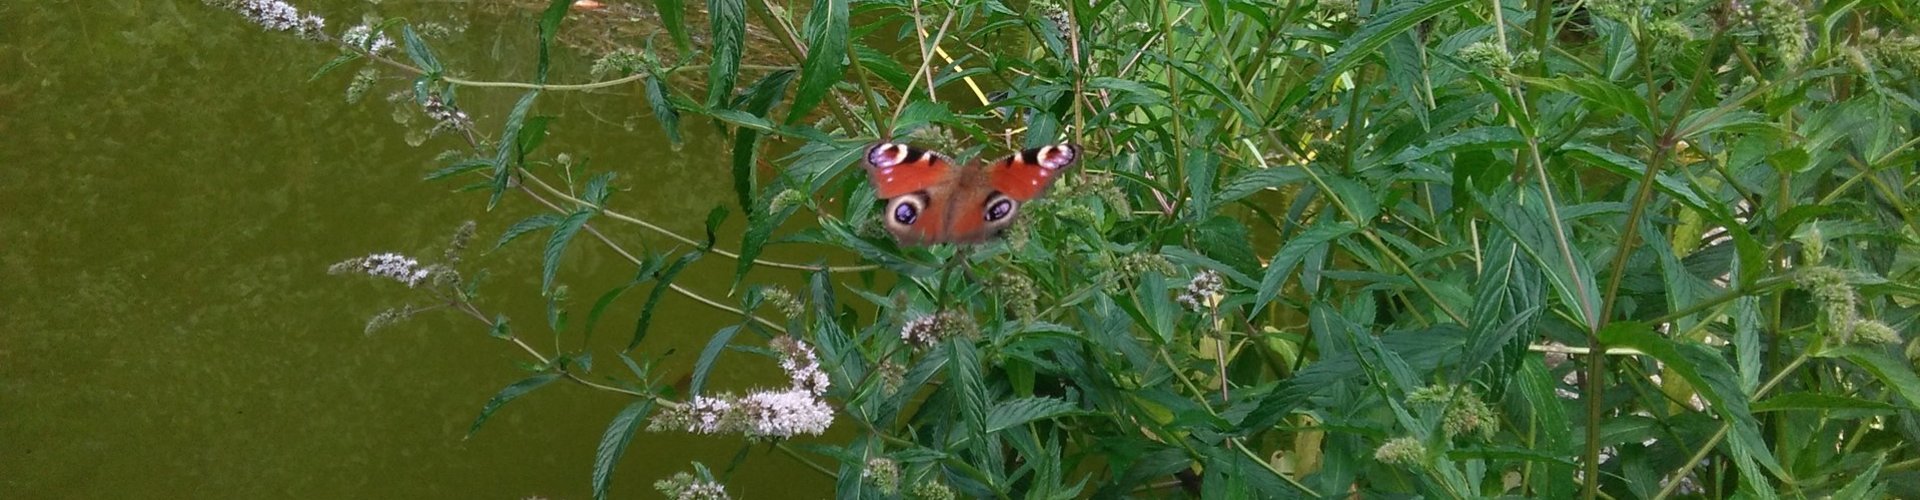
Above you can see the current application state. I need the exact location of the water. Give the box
[2,1,833,497]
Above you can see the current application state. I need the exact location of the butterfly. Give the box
[861,141,1083,245]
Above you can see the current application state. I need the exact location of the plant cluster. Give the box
[224,0,1920,497]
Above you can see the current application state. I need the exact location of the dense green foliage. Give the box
[270,0,1920,496]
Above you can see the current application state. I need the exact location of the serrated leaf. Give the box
[583,172,616,207]
[1252,222,1358,316]
[542,209,594,294]
[583,255,666,342]
[631,250,704,350]
[1521,75,1654,132]
[1314,0,1470,92]
[493,213,566,252]
[1600,323,1785,496]
[644,74,683,146]
[309,53,363,82]
[402,25,442,73]
[536,0,571,83]
[1822,346,1920,409]
[984,397,1080,433]
[1750,392,1900,412]
[732,70,796,213]
[688,325,743,396]
[787,0,848,124]
[466,372,561,439]
[425,158,494,181]
[592,399,656,500]
[733,203,800,293]
[652,0,691,55]
[704,0,746,107]
[1387,126,1525,165]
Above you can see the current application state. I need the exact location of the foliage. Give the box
[278,0,1920,497]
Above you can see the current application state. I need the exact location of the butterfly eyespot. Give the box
[868,143,911,167]
[893,202,919,224]
[985,197,1016,222]
[1037,144,1079,169]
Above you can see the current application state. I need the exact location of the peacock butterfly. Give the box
[861,141,1083,245]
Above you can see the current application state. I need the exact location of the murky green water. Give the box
[2,1,832,497]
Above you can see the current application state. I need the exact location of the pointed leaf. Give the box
[466,373,562,439]
[592,399,656,500]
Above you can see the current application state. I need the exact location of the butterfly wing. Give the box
[987,144,1082,200]
[864,142,956,244]
[863,142,953,199]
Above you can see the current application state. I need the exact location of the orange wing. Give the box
[863,142,953,199]
[987,144,1081,200]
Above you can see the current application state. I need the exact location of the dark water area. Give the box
[2,1,834,497]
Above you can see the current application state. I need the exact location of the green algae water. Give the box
[0,1,832,497]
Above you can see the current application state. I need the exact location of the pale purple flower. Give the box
[236,0,325,38]
[360,252,430,287]
[342,24,395,54]
[684,396,733,434]
[771,336,829,396]
[738,388,834,438]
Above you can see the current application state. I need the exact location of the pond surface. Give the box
[2,1,834,497]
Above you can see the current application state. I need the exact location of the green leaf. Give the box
[1088,77,1166,105]
[689,325,743,396]
[644,74,683,146]
[488,314,511,339]
[732,70,796,213]
[704,0,746,107]
[1559,142,1710,210]
[1750,393,1899,413]
[583,255,666,342]
[1313,0,1471,92]
[592,399,656,500]
[1521,75,1653,132]
[1822,346,1920,409]
[493,213,566,252]
[630,250,703,350]
[466,372,561,439]
[1253,222,1358,315]
[309,53,363,82]
[1600,323,1785,495]
[733,203,800,293]
[583,172,616,207]
[653,0,691,55]
[424,158,494,181]
[1386,126,1525,165]
[542,209,594,294]
[490,91,543,210]
[985,397,1080,433]
[401,25,442,73]
[536,0,571,83]
[1831,454,1887,499]
[786,0,848,124]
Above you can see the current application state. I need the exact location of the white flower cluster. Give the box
[236,0,325,38]
[737,388,834,438]
[899,311,971,349]
[1176,270,1224,312]
[653,336,835,439]
[342,24,395,54]
[422,94,472,129]
[360,253,430,287]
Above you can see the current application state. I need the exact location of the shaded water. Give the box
[2,1,833,497]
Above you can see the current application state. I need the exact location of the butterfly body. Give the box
[862,142,1082,245]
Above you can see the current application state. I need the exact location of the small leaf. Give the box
[689,325,743,396]
[583,172,617,207]
[309,53,363,82]
[786,0,848,124]
[1252,222,1358,315]
[1750,393,1899,413]
[1313,0,1471,92]
[704,0,746,107]
[631,251,704,350]
[644,75,684,146]
[985,397,1080,433]
[733,203,800,293]
[424,158,494,181]
[592,399,656,500]
[1387,126,1525,165]
[536,0,572,83]
[488,314,512,339]
[732,70,797,213]
[542,209,594,294]
[653,0,691,55]
[493,213,566,251]
[466,373,561,439]
[1822,346,1920,409]
[401,25,442,73]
